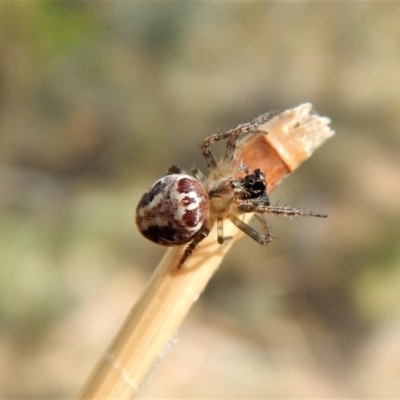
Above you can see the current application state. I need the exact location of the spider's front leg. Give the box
[223,111,277,166]
[200,111,276,171]
[201,130,238,170]
[237,203,328,219]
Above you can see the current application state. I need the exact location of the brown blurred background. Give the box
[1,2,399,398]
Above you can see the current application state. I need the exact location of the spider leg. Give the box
[201,124,255,170]
[201,130,237,170]
[237,203,328,218]
[224,111,278,165]
[177,222,212,269]
[228,215,272,246]
[200,111,277,171]
[217,217,224,244]
[190,166,206,182]
[254,214,273,238]
[167,164,187,175]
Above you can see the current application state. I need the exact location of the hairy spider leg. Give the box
[228,214,272,246]
[237,203,328,218]
[200,111,276,171]
[178,221,213,269]
[227,199,326,248]
[201,130,238,170]
[223,111,277,166]
[254,214,274,239]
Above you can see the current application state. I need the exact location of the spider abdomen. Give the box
[136,174,209,246]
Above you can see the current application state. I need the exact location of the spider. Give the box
[136,111,327,269]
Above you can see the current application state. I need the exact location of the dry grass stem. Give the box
[78,103,334,399]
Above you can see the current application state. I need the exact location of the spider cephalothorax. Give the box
[136,112,327,269]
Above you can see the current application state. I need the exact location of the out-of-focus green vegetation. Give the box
[1,2,399,398]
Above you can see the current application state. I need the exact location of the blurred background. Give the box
[1,2,399,398]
